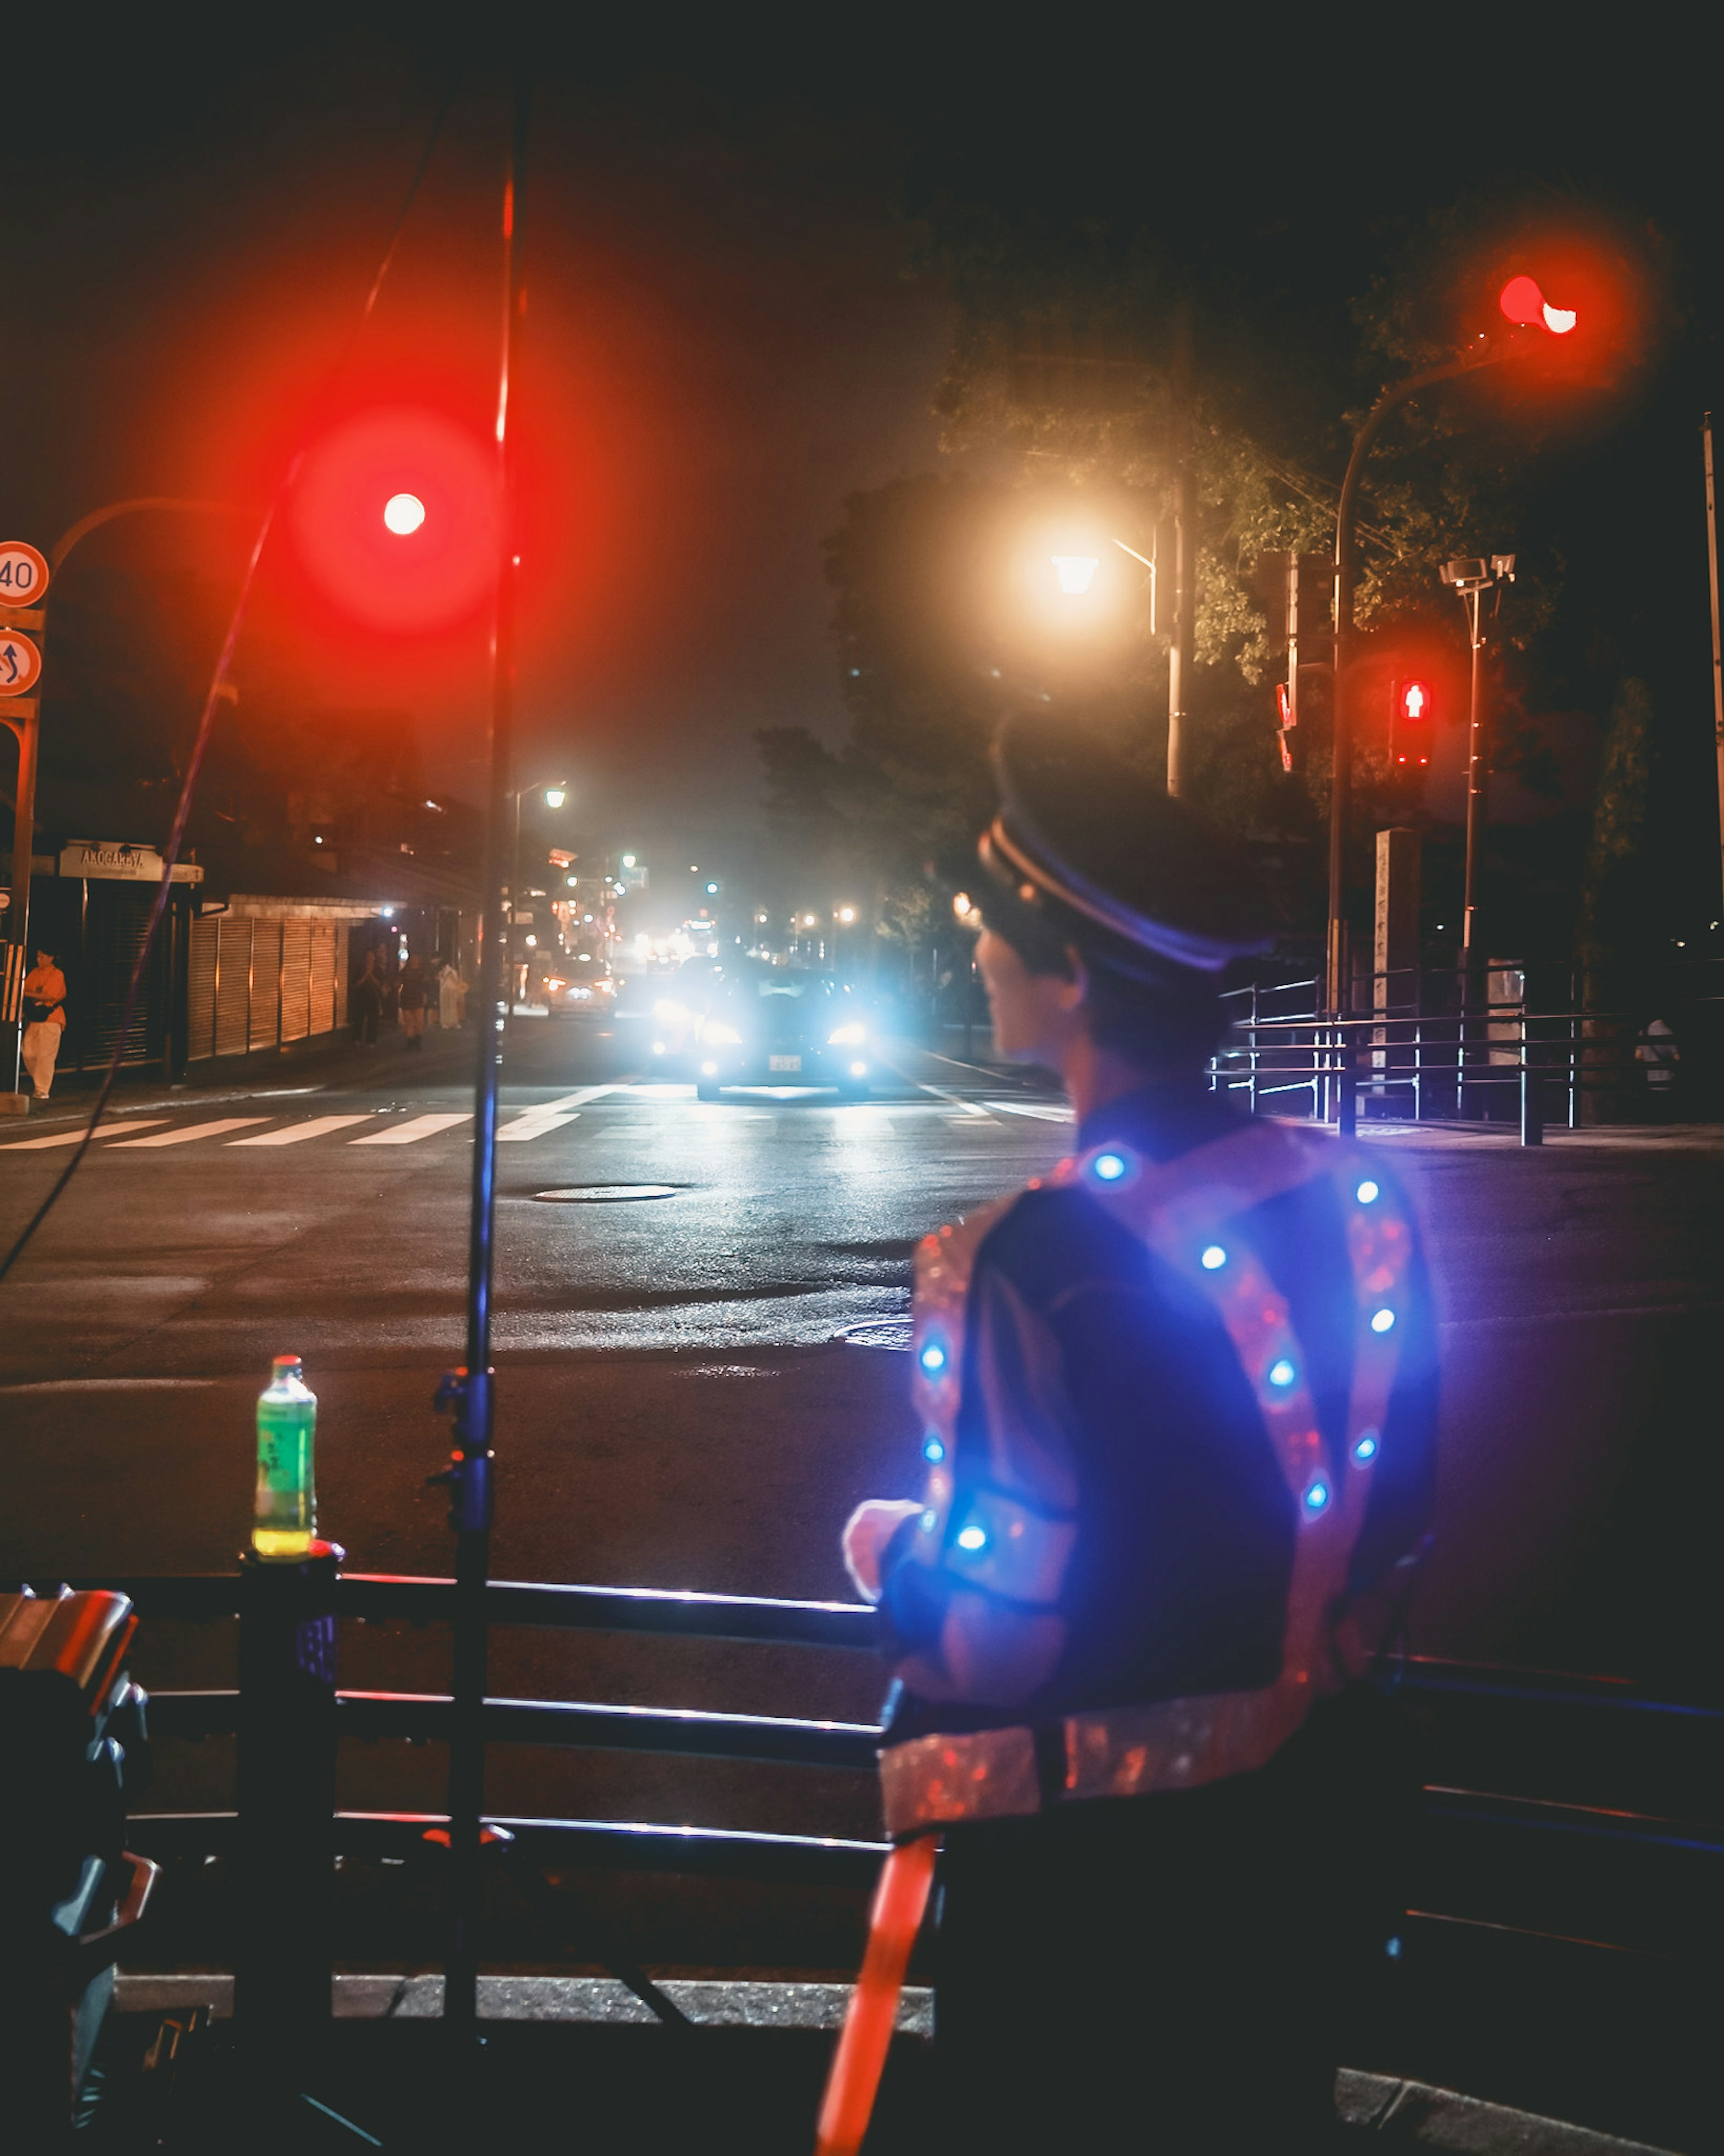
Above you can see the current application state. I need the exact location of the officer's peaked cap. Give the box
[983,712,1274,981]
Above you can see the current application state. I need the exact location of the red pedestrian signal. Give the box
[1391,679,1433,768]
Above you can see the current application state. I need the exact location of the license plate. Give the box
[769,1054,801,1071]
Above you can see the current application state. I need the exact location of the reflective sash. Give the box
[881,1120,1413,1834]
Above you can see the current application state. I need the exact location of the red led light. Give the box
[290,409,498,632]
[1500,274,1577,337]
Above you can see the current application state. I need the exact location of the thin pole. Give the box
[1704,414,1724,921]
[2,694,39,1099]
[1460,586,1487,977]
[444,67,530,2046]
[1167,298,1193,798]
[1328,344,1509,1016]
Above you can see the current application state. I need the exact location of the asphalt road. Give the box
[3,1018,1720,1864]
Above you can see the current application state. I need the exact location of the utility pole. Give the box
[1166,297,1193,798]
[1704,414,1724,921]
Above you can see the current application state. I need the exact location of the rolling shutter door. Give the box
[309,923,336,1035]
[187,916,218,1059]
[248,922,281,1051]
[280,919,312,1042]
[214,920,251,1057]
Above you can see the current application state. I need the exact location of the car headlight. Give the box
[702,1021,742,1047]
[545,977,567,992]
[827,1022,867,1046]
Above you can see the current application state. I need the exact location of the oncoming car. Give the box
[693,967,875,1100]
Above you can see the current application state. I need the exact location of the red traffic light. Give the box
[1500,273,1577,336]
[1391,679,1433,768]
[290,409,498,633]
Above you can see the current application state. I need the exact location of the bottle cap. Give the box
[271,1354,303,1375]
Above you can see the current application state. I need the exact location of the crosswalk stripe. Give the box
[347,1112,472,1147]
[227,1115,374,1148]
[109,1118,271,1149]
[0,1118,171,1151]
[983,1100,1073,1123]
[498,1113,579,1142]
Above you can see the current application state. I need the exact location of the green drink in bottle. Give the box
[253,1354,317,1559]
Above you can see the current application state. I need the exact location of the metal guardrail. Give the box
[10,1565,1716,2046]
[1207,998,1722,1145]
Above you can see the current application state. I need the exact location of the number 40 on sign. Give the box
[0,541,48,697]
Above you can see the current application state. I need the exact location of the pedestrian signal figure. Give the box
[21,946,67,1103]
[840,714,1439,2154]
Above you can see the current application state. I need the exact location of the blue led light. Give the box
[1303,1479,1331,1514]
[1201,1244,1227,1270]
[1370,1308,1396,1334]
[1353,1430,1380,1463]
[1357,1179,1381,1205]
[1385,1935,1403,1961]
[919,1340,947,1374]
[919,1509,937,1534]
[955,1524,987,1552]
[1268,1358,1296,1389]
[1092,1151,1127,1183]
[922,1434,946,1463]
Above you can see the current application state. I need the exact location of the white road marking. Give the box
[0,1118,171,1150]
[109,1118,271,1149]
[497,1113,580,1142]
[983,1100,1074,1123]
[912,1080,989,1118]
[227,1115,374,1147]
[348,1112,472,1146]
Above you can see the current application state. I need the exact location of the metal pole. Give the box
[1328,346,1510,1016]
[1167,298,1193,798]
[1704,414,1724,922]
[1460,587,1488,977]
[440,68,530,2049]
[2,692,39,1103]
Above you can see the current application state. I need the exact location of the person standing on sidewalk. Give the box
[439,957,468,1031]
[397,956,429,1049]
[841,714,1439,2154]
[21,947,67,1103]
[350,948,384,1049]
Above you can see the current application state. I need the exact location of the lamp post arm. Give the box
[50,498,252,575]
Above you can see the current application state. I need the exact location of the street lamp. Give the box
[1325,275,1579,1017]
[508,778,569,1015]
[1045,535,1174,787]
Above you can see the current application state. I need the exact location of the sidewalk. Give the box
[110,1976,1684,2153]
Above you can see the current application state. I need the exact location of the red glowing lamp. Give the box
[1500,274,1577,336]
[1391,679,1433,768]
[290,409,498,632]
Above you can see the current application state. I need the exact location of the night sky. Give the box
[2,19,1717,857]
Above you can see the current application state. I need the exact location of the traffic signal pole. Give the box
[1167,298,1194,798]
[1704,414,1724,924]
[439,69,530,2052]
[1328,345,1514,1018]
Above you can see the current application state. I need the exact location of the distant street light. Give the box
[1044,534,1177,791]
[507,776,569,1015]
[836,905,857,924]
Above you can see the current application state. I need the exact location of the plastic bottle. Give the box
[252,1355,317,1559]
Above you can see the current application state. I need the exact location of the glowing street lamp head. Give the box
[383,491,426,536]
[542,786,567,809]
[1500,274,1577,336]
[1052,553,1101,595]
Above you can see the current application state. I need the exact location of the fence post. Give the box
[235,1540,343,2064]
[1337,1036,1357,1138]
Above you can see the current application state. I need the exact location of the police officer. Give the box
[842,714,1438,2152]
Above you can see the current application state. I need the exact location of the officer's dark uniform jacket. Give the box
[875,1083,1438,1839]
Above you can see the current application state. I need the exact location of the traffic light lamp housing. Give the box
[1390,679,1434,769]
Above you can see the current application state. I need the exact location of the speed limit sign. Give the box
[0,629,41,695]
[0,541,48,605]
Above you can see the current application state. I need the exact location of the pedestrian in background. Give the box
[398,955,428,1049]
[21,946,67,1102]
[351,948,384,1049]
[439,958,468,1031]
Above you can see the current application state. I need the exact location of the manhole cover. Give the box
[532,1184,680,1203]
[841,1317,914,1352]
